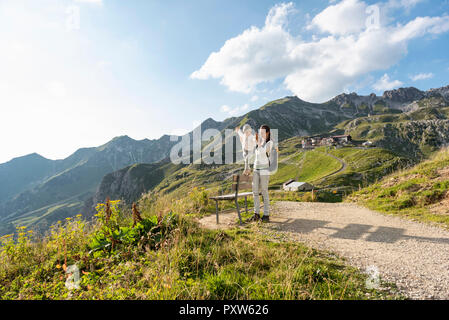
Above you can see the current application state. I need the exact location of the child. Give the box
[235,124,256,175]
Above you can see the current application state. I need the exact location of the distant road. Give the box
[319,152,347,179]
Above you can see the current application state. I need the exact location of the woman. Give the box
[250,124,273,222]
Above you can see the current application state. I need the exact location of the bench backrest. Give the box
[231,174,252,192]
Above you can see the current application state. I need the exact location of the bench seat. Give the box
[209,191,253,200]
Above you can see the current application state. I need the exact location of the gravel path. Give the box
[200,201,449,299]
[270,202,449,300]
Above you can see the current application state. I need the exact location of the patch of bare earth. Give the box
[198,209,240,230]
[429,193,449,215]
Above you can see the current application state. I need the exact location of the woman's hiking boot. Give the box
[261,215,270,222]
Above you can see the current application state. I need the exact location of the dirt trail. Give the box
[199,201,449,299]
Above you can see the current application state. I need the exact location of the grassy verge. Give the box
[348,148,449,229]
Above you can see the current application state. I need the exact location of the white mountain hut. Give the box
[283,181,314,192]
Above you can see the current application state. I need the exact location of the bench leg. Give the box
[245,196,248,215]
[235,198,242,225]
[215,200,219,224]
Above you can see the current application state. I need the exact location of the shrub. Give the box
[188,187,210,213]
[88,199,179,257]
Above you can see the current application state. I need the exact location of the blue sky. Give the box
[0,0,448,163]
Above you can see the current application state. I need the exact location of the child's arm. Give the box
[235,126,245,141]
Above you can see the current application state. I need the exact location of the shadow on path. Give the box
[271,218,449,245]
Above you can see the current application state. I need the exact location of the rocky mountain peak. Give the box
[330,92,364,105]
[382,87,425,103]
[428,85,449,101]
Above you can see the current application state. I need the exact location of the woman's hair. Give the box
[260,124,271,142]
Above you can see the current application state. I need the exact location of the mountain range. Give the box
[1,84,449,236]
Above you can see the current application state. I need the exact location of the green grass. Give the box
[321,147,408,190]
[297,149,341,182]
[270,148,341,185]
[0,195,400,300]
[349,148,449,228]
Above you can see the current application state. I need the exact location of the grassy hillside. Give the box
[0,194,399,300]
[270,150,341,185]
[348,148,449,228]
[321,147,410,191]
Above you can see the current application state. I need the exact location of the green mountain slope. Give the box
[349,148,449,228]
[0,153,57,203]
[0,135,179,234]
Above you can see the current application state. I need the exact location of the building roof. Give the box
[285,182,312,188]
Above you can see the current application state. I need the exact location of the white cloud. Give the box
[220,104,250,116]
[265,2,296,29]
[251,95,259,102]
[308,0,368,35]
[410,72,434,81]
[390,15,449,42]
[220,105,231,113]
[191,2,297,94]
[373,74,403,91]
[191,1,449,102]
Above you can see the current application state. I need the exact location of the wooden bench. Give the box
[209,174,254,225]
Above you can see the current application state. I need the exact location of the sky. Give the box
[1,0,448,163]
